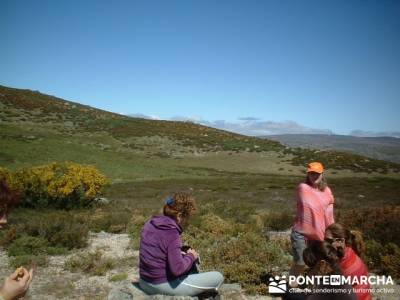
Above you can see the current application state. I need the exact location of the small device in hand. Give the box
[181,245,201,265]
[181,245,192,253]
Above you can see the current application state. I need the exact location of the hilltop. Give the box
[1,85,399,181]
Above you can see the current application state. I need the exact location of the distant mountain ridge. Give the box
[350,130,400,138]
[265,134,400,164]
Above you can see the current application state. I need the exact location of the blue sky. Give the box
[1,0,399,136]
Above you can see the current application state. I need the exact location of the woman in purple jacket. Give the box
[139,192,224,296]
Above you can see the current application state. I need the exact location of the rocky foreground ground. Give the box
[0,231,398,299]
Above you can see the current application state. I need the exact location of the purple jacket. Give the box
[139,215,195,284]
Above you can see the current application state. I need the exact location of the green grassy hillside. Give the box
[1,85,399,181]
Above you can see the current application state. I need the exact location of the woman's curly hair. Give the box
[325,223,366,257]
[303,240,339,268]
[163,191,197,221]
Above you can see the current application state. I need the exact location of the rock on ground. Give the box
[107,282,276,300]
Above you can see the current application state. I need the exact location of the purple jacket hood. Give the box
[149,215,183,233]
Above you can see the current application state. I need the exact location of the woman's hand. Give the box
[186,248,199,260]
[0,267,33,300]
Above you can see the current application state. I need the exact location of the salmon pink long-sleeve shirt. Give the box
[293,183,335,241]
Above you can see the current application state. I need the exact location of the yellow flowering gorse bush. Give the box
[1,162,108,208]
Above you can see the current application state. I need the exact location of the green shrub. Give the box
[9,254,48,269]
[381,243,400,279]
[46,246,69,255]
[198,213,234,236]
[365,239,384,269]
[65,250,116,276]
[365,240,400,279]
[127,213,148,250]
[17,211,89,249]
[182,215,291,293]
[340,206,400,245]
[263,211,294,231]
[109,273,128,282]
[90,208,132,233]
[201,200,256,224]
[0,225,18,247]
[8,236,48,256]
[44,216,89,250]
[2,210,89,259]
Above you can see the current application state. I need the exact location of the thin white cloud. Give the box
[238,117,260,122]
[127,113,161,120]
[199,119,333,136]
[170,115,203,122]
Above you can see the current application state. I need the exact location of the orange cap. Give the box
[307,162,324,173]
